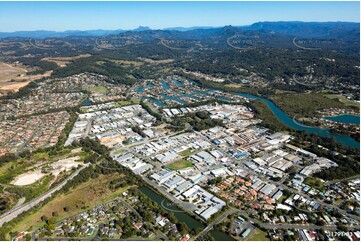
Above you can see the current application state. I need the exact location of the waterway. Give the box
[174,79,183,87]
[161,81,170,90]
[161,94,187,104]
[209,230,235,241]
[231,92,360,149]
[140,80,360,148]
[139,186,204,231]
[136,87,145,93]
[139,186,233,240]
[81,99,92,106]
[324,114,360,125]
[191,86,359,149]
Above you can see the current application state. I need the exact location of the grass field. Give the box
[166,159,193,170]
[9,173,133,235]
[0,159,28,185]
[323,94,360,108]
[130,98,140,104]
[0,61,52,93]
[269,92,350,118]
[247,229,269,241]
[177,148,193,157]
[87,85,108,94]
[303,177,325,190]
[117,98,140,107]
[110,59,143,67]
[113,149,125,155]
[117,100,132,107]
[42,54,91,67]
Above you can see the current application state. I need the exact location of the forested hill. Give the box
[244,21,360,38]
[0,21,359,41]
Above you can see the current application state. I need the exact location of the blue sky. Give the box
[0,1,359,32]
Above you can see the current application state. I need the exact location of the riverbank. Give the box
[139,186,234,241]
[192,79,359,149]
[323,114,360,125]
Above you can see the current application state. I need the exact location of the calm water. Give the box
[191,85,360,148]
[324,114,360,125]
[233,92,360,149]
[139,186,204,231]
[142,96,166,107]
[174,79,183,87]
[209,230,235,241]
[161,94,187,104]
[136,87,145,93]
[181,93,203,101]
[139,186,233,240]
[161,81,170,90]
[81,99,92,106]
[147,82,154,89]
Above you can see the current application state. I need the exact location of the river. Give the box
[231,92,360,149]
[192,86,359,149]
[140,81,360,148]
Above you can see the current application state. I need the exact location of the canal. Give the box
[139,186,233,240]
[324,114,360,125]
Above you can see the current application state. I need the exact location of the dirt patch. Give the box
[110,59,143,67]
[11,156,81,186]
[0,62,28,81]
[11,170,46,186]
[138,57,174,64]
[0,70,52,93]
[42,54,91,67]
[50,156,82,176]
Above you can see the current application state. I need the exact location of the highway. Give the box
[0,164,90,227]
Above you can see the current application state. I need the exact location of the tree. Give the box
[41,215,48,222]
[25,234,31,241]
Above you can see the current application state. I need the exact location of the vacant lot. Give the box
[0,61,52,93]
[246,229,269,241]
[41,54,91,67]
[137,57,174,64]
[0,62,28,81]
[166,159,193,170]
[87,85,108,94]
[9,173,132,234]
[111,59,143,67]
[177,148,194,157]
[11,170,46,186]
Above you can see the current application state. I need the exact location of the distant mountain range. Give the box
[0,21,359,39]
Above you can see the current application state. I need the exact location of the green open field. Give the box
[0,149,90,203]
[303,177,325,190]
[130,98,140,104]
[9,173,133,235]
[117,98,140,107]
[87,85,108,94]
[246,229,269,241]
[269,92,349,118]
[166,159,193,170]
[177,148,194,157]
[323,94,360,108]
